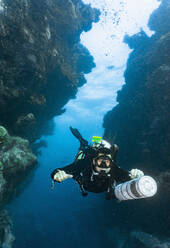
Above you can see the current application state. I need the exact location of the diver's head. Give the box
[93,150,112,173]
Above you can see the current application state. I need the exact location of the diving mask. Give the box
[95,155,112,169]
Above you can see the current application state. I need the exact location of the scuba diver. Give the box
[51,127,144,200]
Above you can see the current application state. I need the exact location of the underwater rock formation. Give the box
[0,0,99,141]
[0,126,37,208]
[0,210,15,248]
[104,0,170,182]
[0,1,99,244]
[122,231,170,248]
[103,0,170,239]
[0,125,36,248]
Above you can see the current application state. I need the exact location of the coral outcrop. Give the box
[0,125,36,247]
[104,0,170,184]
[0,0,99,141]
[0,126,37,208]
[103,0,170,239]
[0,1,99,245]
[0,210,15,248]
[0,125,8,143]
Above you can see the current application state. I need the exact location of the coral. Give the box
[104,0,170,174]
[0,0,99,142]
[0,129,37,207]
[103,0,170,239]
[0,210,15,248]
[0,126,8,144]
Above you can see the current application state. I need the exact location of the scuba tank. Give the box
[114,176,157,201]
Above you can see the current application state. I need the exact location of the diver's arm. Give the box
[51,159,89,182]
[113,166,144,182]
[113,166,131,182]
[52,170,73,182]
[51,163,75,182]
[62,159,89,176]
[129,169,144,179]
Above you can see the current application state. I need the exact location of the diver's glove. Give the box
[129,169,144,179]
[53,170,73,183]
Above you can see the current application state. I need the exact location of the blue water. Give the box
[6,63,125,247]
[7,122,118,248]
[6,26,121,248]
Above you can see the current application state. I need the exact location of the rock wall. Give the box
[0,125,36,248]
[0,0,99,141]
[0,126,37,208]
[0,1,99,242]
[104,0,170,182]
[103,0,170,238]
[0,210,15,248]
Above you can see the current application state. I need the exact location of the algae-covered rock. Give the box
[103,0,170,239]
[0,126,8,144]
[0,0,99,142]
[0,131,37,207]
[104,0,170,175]
[0,210,15,248]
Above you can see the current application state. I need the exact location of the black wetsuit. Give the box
[51,156,131,198]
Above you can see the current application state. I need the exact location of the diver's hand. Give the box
[53,170,73,182]
[129,169,144,179]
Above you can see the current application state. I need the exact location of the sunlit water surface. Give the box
[7,1,160,247]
